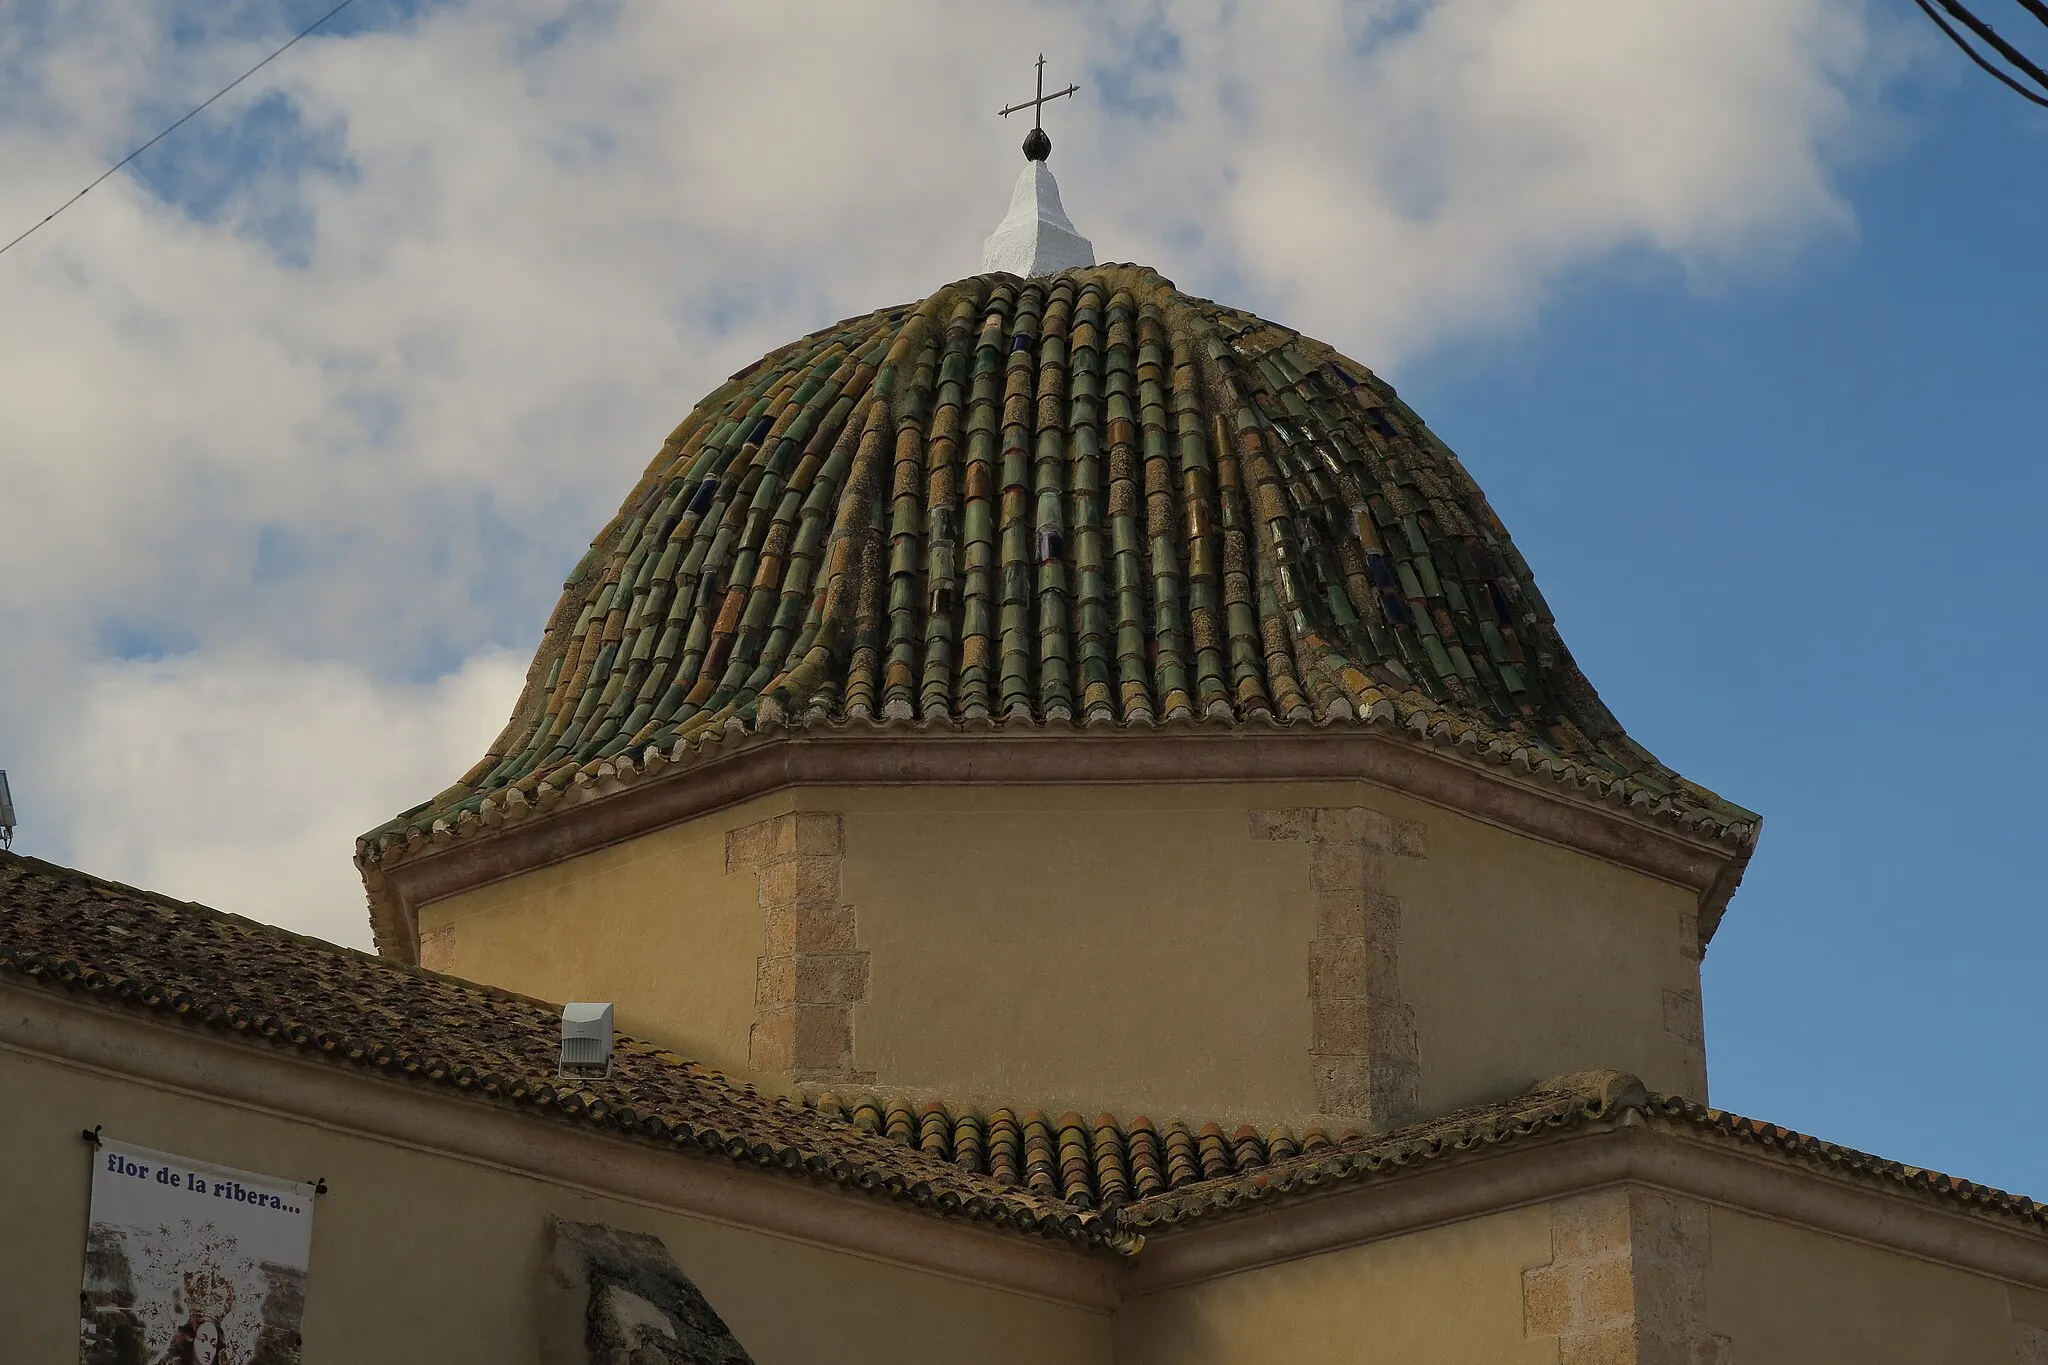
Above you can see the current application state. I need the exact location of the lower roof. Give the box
[0,852,1123,1254]
[5,852,2038,1259]
[812,1075,2048,1237]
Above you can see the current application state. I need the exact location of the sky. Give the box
[1,1,2041,1197]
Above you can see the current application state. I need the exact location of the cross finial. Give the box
[998,53,1079,162]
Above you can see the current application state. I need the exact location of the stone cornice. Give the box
[0,983,1123,1312]
[1119,1113,2048,1299]
[364,723,1752,963]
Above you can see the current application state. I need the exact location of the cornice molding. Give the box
[15,982,2039,1320]
[1119,1115,2048,1299]
[368,725,1750,963]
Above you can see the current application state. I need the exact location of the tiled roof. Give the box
[811,1075,2048,1237]
[358,265,1753,894]
[805,1092,1367,1211]
[1117,1074,1623,1229]
[0,854,1129,1254]
[7,853,2040,1255]
[1649,1096,2048,1229]
[803,1084,1601,1219]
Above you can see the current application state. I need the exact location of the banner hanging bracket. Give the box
[81,1125,102,1148]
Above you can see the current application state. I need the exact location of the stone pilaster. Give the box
[1665,909,1709,1102]
[726,812,869,1084]
[1662,986,1707,1101]
[1522,1189,1731,1365]
[1253,804,1425,1128]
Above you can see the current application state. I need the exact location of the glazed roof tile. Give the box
[358,266,1755,944]
[0,854,1128,1254]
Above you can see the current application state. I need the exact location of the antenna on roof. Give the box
[0,770,14,850]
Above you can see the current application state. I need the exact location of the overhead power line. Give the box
[1913,0,2048,106]
[11,0,2038,266]
[0,0,361,260]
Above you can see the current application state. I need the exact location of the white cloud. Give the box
[20,650,524,949]
[1077,0,1875,351]
[0,0,1893,942]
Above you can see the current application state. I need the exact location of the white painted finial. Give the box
[981,162,1095,277]
[985,55,1094,277]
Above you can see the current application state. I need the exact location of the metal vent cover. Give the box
[559,1002,613,1079]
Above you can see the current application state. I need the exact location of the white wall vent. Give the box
[559,1002,613,1079]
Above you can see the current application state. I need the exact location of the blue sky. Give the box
[1403,63,2048,1195]
[0,1,2037,1199]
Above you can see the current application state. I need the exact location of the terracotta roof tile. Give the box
[7,854,2039,1256]
[0,854,1130,1255]
[358,266,1756,952]
[1118,1075,2048,1233]
[810,1073,2048,1237]
[805,1093,1361,1211]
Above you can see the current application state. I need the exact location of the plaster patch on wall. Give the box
[1522,1189,1730,1365]
[539,1216,754,1364]
[2017,1325,2048,1365]
[1253,805,1424,1128]
[727,812,870,1084]
[418,922,455,972]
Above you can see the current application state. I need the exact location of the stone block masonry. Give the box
[1252,805,1425,1128]
[1664,909,1709,1102]
[1522,1188,1730,1365]
[727,812,870,1084]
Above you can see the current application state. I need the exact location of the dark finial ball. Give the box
[1023,127,1052,162]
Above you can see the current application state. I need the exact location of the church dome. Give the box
[358,265,1753,953]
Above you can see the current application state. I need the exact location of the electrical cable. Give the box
[1913,0,2048,107]
[17,0,2048,264]
[1932,0,2048,87]
[0,0,361,259]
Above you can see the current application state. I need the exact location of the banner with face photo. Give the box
[79,1139,317,1365]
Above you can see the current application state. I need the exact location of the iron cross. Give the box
[998,54,1079,131]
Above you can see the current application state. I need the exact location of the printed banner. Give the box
[79,1139,316,1365]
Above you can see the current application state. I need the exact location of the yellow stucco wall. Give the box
[838,784,1317,1121]
[0,1045,1111,1365]
[421,778,1703,1128]
[1112,1185,2048,1365]
[1113,1204,1557,1363]
[418,791,790,1078]
[1378,781,1703,1117]
[1704,1205,2039,1363]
